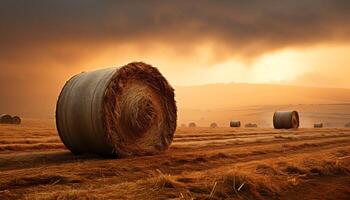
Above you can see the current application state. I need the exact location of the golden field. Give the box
[0,119,349,199]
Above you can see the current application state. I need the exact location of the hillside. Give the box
[175,83,350,127]
[175,83,350,109]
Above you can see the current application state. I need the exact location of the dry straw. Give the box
[56,62,177,157]
[314,123,323,128]
[12,116,21,124]
[245,123,258,128]
[188,122,196,127]
[230,121,241,127]
[210,122,218,128]
[0,114,21,124]
[0,114,13,124]
[273,111,299,129]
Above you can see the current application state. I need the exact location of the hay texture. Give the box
[230,121,241,127]
[56,62,177,157]
[273,111,299,129]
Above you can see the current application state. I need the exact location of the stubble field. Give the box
[0,119,349,199]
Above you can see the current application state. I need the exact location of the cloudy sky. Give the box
[1,0,350,117]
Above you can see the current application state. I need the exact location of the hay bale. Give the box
[12,116,21,124]
[245,123,258,128]
[210,122,218,128]
[56,62,177,157]
[314,123,323,128]
[0,114,13,124]
[345,122,350,128]
[273,111,299,129]
[230,120,241,127]
[180,123,186,127]
[188,122,196,127]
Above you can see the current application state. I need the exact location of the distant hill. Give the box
[175,83,350,109]
[175,83,350,127]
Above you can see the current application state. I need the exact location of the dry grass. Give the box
[0,119,350,199]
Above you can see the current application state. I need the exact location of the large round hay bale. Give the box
[314,123,323,128]
[188,122,196,127]
[56,62,177,157]
[210,122,218,128]
[245,123,258,128]
[230,120,241,127]
[0,114,13,124]
[273,111,299,129]
[12,116,21,124]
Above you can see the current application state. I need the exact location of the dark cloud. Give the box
[1,0,350,58]
[1,0,350,117]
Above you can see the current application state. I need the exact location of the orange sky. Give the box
[1,1,350,117]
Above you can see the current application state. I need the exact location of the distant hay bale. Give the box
[188,122,196,127]
[273,111,299,129]
[0,114,13,124]
[180,123,186,127]
[56,62,177,157]
[12,116,21,124]
[345,122,350,128]
[210,122,218,128]
[230,120,241,127]
[314,123,323,128]
[245,123,258,128]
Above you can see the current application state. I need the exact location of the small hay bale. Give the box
[180,123,186,127]
[245,123,258,128]
[314,123,323,128]
[0,114,13,124]
[273,111,299,129]
[12,116,21,124]
[230,120,241,127]
[188,122,196,127]
[210,122,218,128]
[56,62,177,157]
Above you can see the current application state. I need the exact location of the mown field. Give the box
[0,119,349,199]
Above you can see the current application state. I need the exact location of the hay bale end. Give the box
[188,122,196,127]
[210,122,218,128]
[230,120,241,127]
[314,123,323,128]
[273,111,299,129]
[56,62,177,157]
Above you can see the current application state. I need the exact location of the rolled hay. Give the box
[188,122,196,127]
[245,123,258,128]
[56,62,177,157]
[230,120,241,127]
[210,122,218,128]
[0,114,13,124]
[12,116,21,124]
[345,122,350,128]
[273,111,299,129]
[314,123,323,128]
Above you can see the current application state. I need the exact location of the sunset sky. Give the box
[1,0,350,117]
